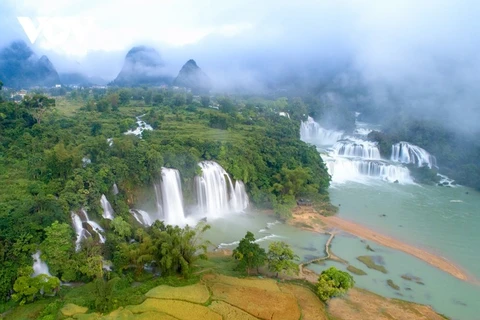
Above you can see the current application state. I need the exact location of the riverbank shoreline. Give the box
[290,206,472,282]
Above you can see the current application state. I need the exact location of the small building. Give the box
[10,89,27,100]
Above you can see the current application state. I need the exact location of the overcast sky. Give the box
[1,0,480,133]
[2,0,479,77]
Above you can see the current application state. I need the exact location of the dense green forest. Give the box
[0,84,334,310]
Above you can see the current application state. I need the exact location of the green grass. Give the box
[194,256,246,277]
[356,256,387,274]
[386,279,400,290]
[347,265,367,276]
[2,299,52,320]
[55,97,84,116]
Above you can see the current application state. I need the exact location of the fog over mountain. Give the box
[111,46,171,87]
[1,0,480,133]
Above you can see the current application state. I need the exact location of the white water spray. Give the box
[196,161,249,218]
[391,142,437,168]
[302,117,414,185]
[32,251,51,277]
[71,209,105,251]
[130,209,153,226]
[159,168,186,226]
[332,139,381,159]
[100,194,114,220]
[124,114,153,137]
[300,116,343,146]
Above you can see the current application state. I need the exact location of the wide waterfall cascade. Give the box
[124,114,153,137]
[391,142,437,168]
[326,157,413,184]
[302,117,413,184]
[100,194,114,220]
[158,168,186,226]
[71,209,106,251]
[130,209,153,226]
[32,251,51,277]
[300,116,344,145]
[332,139,381,159]
[196,161,249,217]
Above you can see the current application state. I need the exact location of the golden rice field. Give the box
[145,283,210,303]
[60,272,447,320]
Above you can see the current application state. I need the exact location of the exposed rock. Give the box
[173,59,211,93]
[0,40,60,88]
[112,46,171,86]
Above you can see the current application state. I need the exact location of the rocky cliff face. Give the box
[0,41,60,88]
[173,59,212,93]
[112,46,172,86]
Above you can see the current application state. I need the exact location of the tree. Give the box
[201,96,210,108]
[151,221,210,277]
[144,90,153,105]
[288,97,307,120]
[232,231,266,275]
[110,217,131,239]
[173,93,186,107]
[267,241,299,278]
[316,267,354,302]
[11,267,60,305]
[22,94,55,124]
[96,99,110,112]
[186,93,193,105]
[119,90,130,105]
[107,93,119,110]
[218,97,236,114]
[115,229,154,275]
[40,221,75,281]
[153,93,164,106]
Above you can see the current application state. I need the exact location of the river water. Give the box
[204,116,480,319]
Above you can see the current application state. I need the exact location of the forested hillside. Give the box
[0,85,332,305]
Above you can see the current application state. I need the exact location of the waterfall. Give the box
[112,183,119,195]
[32,251,51,277]
[354,128,373,136]
[130,209,153,226]
[124,114,153,137]
[100,194,114,220]
[332,139,381,159]
[153,168,186,226]
[72,212,87,251]
[326,158,413,184]
[196,161,249,217]
[230,181,249,213]
[156,168,186,226]
[300,116,343,146]
[71,209,105,251]
[391,142,437,168]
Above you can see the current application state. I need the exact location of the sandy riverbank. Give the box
[290,207,470,282]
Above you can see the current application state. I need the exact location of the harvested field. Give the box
[145,283,210,303]
[126,299,222,320]
[209,282,300,320]
[54,267,447,320]
[203,274,280,292]
[209,301,259,320]
[279,283,328,320]
[327,288,447,320]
